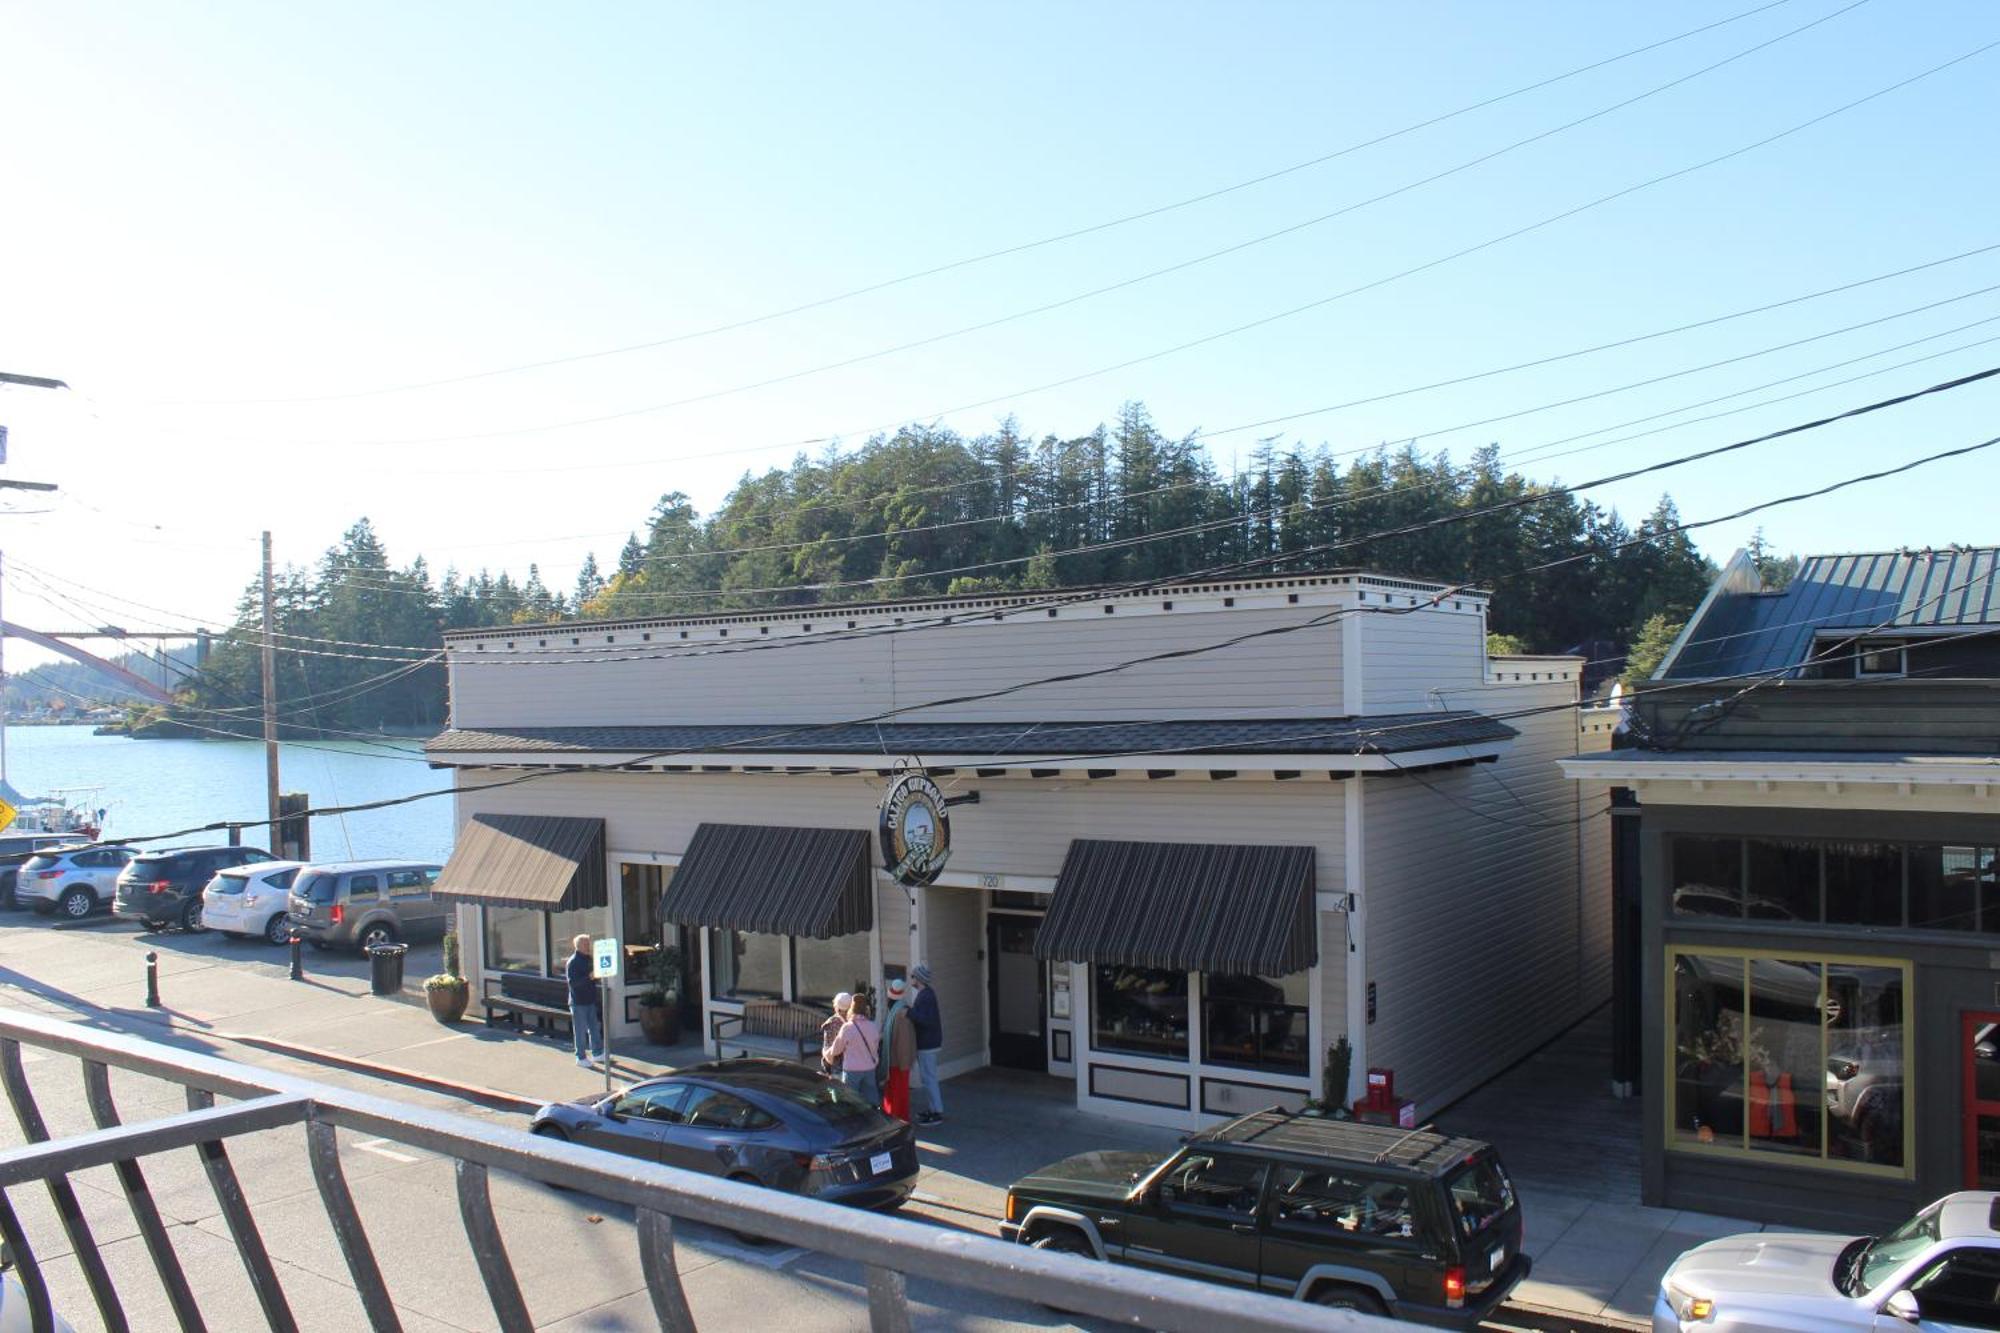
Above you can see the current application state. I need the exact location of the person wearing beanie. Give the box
[909,963,945,1124]
[878,976,917,1122]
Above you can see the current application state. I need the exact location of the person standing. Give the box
[910,964,945,1125]
[566,933,605,1069]
[878,977,916,1122]
[819,994,849,1077]
[827,994,881,1106]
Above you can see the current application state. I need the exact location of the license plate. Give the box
[1490,1245,1505,1270]
[870,1152,893,1176]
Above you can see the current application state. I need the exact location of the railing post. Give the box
[145,951,161,1008]
[865,1265,913,1333]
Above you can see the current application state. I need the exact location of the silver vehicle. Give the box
[286,861,444,950]
[16,846,138,920]
[199,861,307,943]
[1655,1191,2000,1331]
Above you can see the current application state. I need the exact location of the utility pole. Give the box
[260,532,280,851]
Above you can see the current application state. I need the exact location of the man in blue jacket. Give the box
[566,933,604,1068]
[910,964,944,1125]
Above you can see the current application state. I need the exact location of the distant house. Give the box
[1561,546,2000,1229]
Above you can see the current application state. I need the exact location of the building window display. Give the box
[1909,846,1998,933]
[1093,966,1189,1060]
[709,929,784,1001]
[792,931,871,1007]
[620,864,667,948]
[1671,949,1908,1173]
[1670,835,2000,932]
[1202,972,1309,1074]
[484,907,542,974]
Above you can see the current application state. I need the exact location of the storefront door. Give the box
[1964,1012,2000,1188]
[988,913,1046,1072]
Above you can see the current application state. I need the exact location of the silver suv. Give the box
[17,846,139,919]
[286,861,444,951]
[1655,1191,2000,1330]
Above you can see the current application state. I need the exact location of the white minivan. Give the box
[199,861,308,944]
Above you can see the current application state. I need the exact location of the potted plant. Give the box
[1302,1036,1355,1119]
[637,943,683,1045]
[425,931,470,1024]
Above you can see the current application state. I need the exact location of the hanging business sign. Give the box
[879,770,951,887]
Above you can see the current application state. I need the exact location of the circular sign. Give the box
[880,772,951,887]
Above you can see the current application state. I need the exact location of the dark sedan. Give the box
[530,1059,919,1211]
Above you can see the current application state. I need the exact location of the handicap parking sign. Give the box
[592,938,619,980]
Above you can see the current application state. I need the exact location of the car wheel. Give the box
[264,913,292,946]
[358,923,397,951]
[1309,1285,1387,1315]
[58,889,93,921]
[178,898,206,932]
[1030,1229,1094,1259]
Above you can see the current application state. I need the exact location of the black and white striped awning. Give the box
[1035,839,1317,976]
[433,814,607,912]
[660,823,873,940]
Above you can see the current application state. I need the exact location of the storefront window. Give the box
[620,864,666,949]
[484,907,542,974]
[1824,843,1904,928]
[545,906,600,975]
[1909,846,1996,933]
[1092,965,1189,1060]
[1745,839,1821,923]
[793,931,871,1007]
[1671,949,1907,1173]
[1671,837,1743,919]
[1202,972,1309,1073]
[709,929,783,1001]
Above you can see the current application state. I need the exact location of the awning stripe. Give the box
[433,814,606,913]
[1035,839,1317,976]
[661,824,873,940]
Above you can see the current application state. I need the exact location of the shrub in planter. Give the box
[425,931,470,1024]
[637,944,683,1045]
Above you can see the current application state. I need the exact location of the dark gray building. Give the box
[1563,546,2000,1229]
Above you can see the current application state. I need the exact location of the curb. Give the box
[222,1032,543,1114]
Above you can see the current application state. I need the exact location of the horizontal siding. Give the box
[1358,610,1486,713]
[921,887,985,1067]
[1362,677,1602,1114]
[1318,912,1348,1098]
[877,881,913,972]
[451,603,1342,729]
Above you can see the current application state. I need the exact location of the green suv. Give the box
[1000,1109,1529,1325]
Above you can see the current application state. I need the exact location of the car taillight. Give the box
[34,870,61,879]
[149,880,173,894]
[1443,1266,1466,1308]
[329,904,344,924]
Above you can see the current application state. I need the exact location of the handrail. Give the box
[0,1007,1389,1330]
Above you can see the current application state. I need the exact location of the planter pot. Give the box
[426,983,469,1024]
[638,999,679,1046]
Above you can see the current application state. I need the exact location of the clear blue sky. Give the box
[1,1,1995,664]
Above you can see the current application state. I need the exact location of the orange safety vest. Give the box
[1748,1069,1798,1138]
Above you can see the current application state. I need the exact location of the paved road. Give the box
[0,908,1633,1331]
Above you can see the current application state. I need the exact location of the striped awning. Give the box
[661,824,873,940]
[1036,839,1317,976]
[433,814,607,913]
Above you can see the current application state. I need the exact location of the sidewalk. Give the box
[0,923,1773,1330]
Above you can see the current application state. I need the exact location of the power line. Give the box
[142,0,1809,409]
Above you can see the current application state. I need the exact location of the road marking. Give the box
[687,1234,810,1270]
[353,1137,420,1164]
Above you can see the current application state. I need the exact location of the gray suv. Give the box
[287,861,444,950]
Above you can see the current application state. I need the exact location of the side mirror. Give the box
[596,1099,621,1119]
[1883,1289,1921,1323]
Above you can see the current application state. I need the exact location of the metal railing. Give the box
[0,1008,1387,1331]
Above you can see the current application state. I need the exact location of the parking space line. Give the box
[353,1137,421,1164]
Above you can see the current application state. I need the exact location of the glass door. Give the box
[1965,1012,2000,1188]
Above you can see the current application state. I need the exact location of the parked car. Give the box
[112,846,274,930]
[1654,1190,2000,1331]
[16,846,139,920]
[530,1059,918,1213]
[1001,1108,1528,1323]
[198,861,307,943]
[0,834,90,910]
[285,861,444,951]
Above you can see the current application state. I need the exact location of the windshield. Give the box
[776,1079,876,1123]
[1852,1203,1941,1295]
[296,871,338,904]
[1445,1155,1515,1240]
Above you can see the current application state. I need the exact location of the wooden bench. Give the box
[710,998,823,1064]
[481,973,574,1038]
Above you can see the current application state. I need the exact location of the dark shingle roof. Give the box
[1666,547,2000,680]
[425,712,1516,762]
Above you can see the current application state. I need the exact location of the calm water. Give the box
[4,726,453,861]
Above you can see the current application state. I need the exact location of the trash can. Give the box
[367,943,408,996]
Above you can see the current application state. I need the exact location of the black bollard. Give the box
[289,929,304,981]
[145,952,160,1008]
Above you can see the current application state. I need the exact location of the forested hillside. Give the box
[156,403,1734,738]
